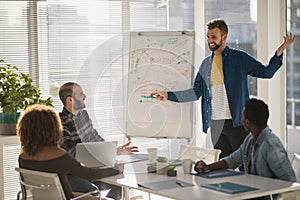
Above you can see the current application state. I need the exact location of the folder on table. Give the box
[138,179,194,191]
[201,182,258,194]
[192,169,243,178]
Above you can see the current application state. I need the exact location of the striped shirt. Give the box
[210,55,232,120]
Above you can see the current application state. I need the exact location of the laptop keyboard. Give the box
[116,153,148,163]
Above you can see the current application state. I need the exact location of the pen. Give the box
[176,181,184,187]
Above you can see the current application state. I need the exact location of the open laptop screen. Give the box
[75,141,118,168]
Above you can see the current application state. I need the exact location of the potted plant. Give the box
[166,165,177,177]
[0,59,53,135]
[147,162,157,173]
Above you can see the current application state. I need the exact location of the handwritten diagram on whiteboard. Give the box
[126,31,194,138]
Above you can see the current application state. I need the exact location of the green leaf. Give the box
[167,165,176,170]
[0,59,53,114]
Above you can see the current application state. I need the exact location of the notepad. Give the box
[138,179,194,191]
[201,182,258,194]
[192,169,243,178]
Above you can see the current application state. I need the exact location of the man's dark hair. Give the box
[59,82,79,106]
[206,18,228,36]
[244,98,269,128]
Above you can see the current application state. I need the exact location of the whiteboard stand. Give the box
[126,31,195,139]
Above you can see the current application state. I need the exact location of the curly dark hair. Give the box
[206,18,228,36]
[17,104,63,156]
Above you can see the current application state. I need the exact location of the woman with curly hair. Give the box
[17,104,121,199]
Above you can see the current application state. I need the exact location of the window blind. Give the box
[46,1,125,141]
[0,0,194,150]
[0,1,47,86]
[3,144,21,200]
[45,0,186,143]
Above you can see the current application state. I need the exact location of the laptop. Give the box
[116,153,149,164]
[75,141,118,168]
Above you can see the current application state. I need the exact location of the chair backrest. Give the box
[15,167,67,200]
[291,153,300,182]
[178,144,221,164]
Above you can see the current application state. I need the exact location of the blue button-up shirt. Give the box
[223,126,296,182]
[167,46,283,133]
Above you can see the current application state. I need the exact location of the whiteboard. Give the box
[126,31,194,138]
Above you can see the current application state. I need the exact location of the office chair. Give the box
[291,153,300,182]
[277,153,300,200]
[15,167,101,200]
[178,144,221,164]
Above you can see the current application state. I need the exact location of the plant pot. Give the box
[147,163,157,173]
[0,112,20,135]
[166,170,177,177]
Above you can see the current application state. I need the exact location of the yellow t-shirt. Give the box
[210,55,224,85]
[210,55,232,120]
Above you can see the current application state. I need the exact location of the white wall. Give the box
[287,127,300,159]
[257,0,287,146]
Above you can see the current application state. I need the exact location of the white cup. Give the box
[147,148,158,163]
[182,159,193,174]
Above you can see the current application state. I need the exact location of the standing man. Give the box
[151,18,295,160]
[59,82,138,200]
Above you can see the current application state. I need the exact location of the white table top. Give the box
[101,160,300,200]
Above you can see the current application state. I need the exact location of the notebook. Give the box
[200,182,258,194]
[75,141,118,168]
[192,169,243,178]
[138,179,194,191]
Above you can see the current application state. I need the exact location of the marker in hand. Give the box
[150,92,167,101]
[150,93,157,99]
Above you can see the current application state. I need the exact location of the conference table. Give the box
[101,159,300,200]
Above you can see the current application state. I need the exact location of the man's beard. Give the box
[73,98,85,110]
[208,40,223,52]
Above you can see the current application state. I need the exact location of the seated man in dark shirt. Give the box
[194,98,296,200]
[59,82,138,200]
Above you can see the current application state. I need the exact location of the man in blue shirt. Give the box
[194,98,296,183]
[151,18,295,160]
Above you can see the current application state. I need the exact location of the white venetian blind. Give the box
[0,0,191,141]
[44,0,194,153]
[45,0,172,142]
[0,2,47,199]
[0,1,47,87]
[3,144,20,200]
[46,0,125,140]
[0,1,194,198]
